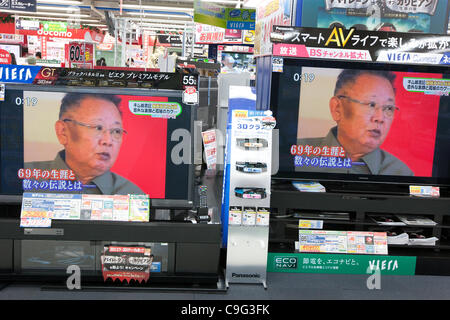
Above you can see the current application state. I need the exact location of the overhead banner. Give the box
[271,25,450,65]
[194,0,255,30]
[0,64,198,90]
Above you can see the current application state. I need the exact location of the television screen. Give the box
[271,58,450,187]
[0,85,193,200]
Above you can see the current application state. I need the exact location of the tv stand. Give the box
[323,181,410,196]
[269,181,450,276]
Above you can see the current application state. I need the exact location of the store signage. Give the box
[254,0,292,57]
[0,64,197,91]
[0,64,41,83]
[271,25,450,65]
[15,19,40,31]
[42,21,68,33]
[0,0,36,12]
[324,0,438,15]
[268,253,417,275]
[65,42,94,69]
[194,0,255,30]
[0,33,25,44]
[101,246,153,283]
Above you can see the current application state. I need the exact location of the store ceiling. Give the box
[1,0,253,34]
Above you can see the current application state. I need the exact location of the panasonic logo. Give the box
[232,273,260,278]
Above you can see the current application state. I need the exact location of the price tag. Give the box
[298,219,323,229]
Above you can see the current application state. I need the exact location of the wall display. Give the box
[0,84,194,202]
[270,57,450,188]
[271,26,450,65]
[301,0,448,34]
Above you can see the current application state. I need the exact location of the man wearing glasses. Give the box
[297,69,413,176]
[25,93,144,194]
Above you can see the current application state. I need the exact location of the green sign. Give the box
[268,253,416,275]
[42,21,67,32]
[193,0,255,30]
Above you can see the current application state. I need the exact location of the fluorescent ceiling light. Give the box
[199,0,241,4]
[17,16,101,23]
[128,17,194,25]
[127,12,192,18]
[121,4,194,13]
[36,5,83,11]
[2,9,89,17]
[37,0,83,4]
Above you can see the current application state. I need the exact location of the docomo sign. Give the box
[37,28,73,38]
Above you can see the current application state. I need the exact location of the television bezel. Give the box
[270,57,450,188]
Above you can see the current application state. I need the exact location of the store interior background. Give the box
[1,0,450,300]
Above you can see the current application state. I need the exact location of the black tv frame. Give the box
[270,57,450,189]
[0,84,196,207]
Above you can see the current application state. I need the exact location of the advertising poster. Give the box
[193,0,256,30]
[254,0,293,56]
[301,0,448,34]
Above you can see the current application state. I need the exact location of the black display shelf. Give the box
[269,181,450,275]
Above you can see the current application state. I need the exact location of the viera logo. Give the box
[232,273,260,278]
[368,259,399,271]
[275,256,298,269]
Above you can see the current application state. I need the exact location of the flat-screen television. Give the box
[0,85,194,203]
[270,58,450,192]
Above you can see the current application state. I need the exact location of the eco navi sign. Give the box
[268,253,416,275]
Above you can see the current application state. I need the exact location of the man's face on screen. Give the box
[60,97,123,180]
[333,73,396,159]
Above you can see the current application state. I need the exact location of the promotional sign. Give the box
[271,26,450,65]
[0,50,12,64]
[202,129,217,170]
[65,42,94,69]
[20,193,83,227]
[268,253,417,275]
[0,0,37,12]
[0,64,196,90]
[194,0,255,30]
[42,21,68,33]
[101,246,153,283]
[0,33,25,44]
[254,0,293,56]
[301,0,448,34]
[15,19,40,31]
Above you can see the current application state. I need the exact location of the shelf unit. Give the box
[269,182,450,275]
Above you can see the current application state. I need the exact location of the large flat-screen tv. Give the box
[270,58,450,192]
[0,85,194,203]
